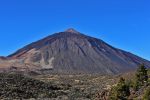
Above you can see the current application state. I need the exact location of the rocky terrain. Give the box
[0,72,117,99]
[0,73,67,99]
[0,28,149,74]
[0,68,149,100]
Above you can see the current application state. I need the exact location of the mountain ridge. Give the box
[1,28,150,74]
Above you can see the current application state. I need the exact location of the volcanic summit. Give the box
[1,28,150,74]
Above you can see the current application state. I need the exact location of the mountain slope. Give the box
[6,28,150,74]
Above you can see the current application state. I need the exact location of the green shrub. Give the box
[135,64,148,86]
[109,77,130,100]
[143,87,150,100]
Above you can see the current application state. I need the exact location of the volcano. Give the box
[1,28,150,74]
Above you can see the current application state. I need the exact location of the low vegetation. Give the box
[0,64,149,99]
[109,77,130,100]
[0,73,65,99]
[108,64,150,100]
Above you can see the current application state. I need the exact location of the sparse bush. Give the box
[136,64,148,85]
[0,73,62,99]
[109,77,130,100]
[132,64,148,91]
[143,87,150,100]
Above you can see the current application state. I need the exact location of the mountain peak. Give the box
[6,28,150,74]
[65,28,80,34]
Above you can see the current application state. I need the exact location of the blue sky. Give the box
[0,0,150,60]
